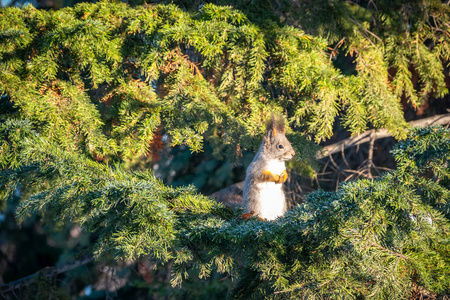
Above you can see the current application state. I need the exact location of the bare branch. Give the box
[316,113,450,159]
[0,254,93,295]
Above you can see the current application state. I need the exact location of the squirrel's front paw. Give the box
[239,211,265,221]
[276,170,288,184]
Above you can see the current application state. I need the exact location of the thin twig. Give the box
[341,143,351,170]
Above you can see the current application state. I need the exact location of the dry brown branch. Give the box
[0,254,93,295]
[316,113,450,159]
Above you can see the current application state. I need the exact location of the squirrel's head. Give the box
[263,114,295,161]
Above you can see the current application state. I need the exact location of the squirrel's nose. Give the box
[291,151,295,157]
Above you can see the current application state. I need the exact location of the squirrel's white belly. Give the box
[257,159,286,220]
[256,182,285,220]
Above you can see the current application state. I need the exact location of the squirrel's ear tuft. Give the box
[266,113,286,135]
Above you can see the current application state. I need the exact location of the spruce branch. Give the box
[1,2,450,298]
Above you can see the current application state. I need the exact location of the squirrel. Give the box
[242,115,295,220]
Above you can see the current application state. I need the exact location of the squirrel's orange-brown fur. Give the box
[259,169,288,184]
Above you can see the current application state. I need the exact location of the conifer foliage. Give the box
[1,114,450,298]
[1,0,450,298]
[2,0,449,155]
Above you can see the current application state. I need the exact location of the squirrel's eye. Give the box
[278,144,284,149]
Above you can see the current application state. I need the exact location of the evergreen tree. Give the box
[1,1,449,298]
[1,105,450,298]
